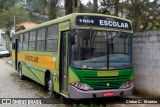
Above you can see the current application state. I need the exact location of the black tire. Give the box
[48,74,54,97]
[18,64,24,80]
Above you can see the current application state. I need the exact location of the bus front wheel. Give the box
[48,74,54,97]
[18,64,24,80]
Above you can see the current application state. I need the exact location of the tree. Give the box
[99,0,115,15]
[147,0,160,29]
[93,0,98,13]
[64,0,78,15]
[99,0,160,31]
[26,0,47,15]
[125,0,160,31]
[0,6,29,29]
[47,0,58,20]
[86,0,94,13]
[25,0,48,23]
[0,0,19,9]
[72,0,78,13]
[65,0,73,14]
[78,1,94,13]
[114,0,119,16]
[78,1,85,13]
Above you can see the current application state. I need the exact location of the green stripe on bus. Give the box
[21,61,42,84]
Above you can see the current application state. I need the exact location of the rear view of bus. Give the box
[68,14,133,99]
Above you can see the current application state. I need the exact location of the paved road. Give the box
[0,59,63,107]
[0,58,159,107]
[0,59,49,98]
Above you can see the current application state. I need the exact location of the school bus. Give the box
[12,13,134,99]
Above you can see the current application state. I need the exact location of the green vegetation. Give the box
[0,0,18,9]
[0,6,29,28]
[47,0,58,20]
[0,0,160,31]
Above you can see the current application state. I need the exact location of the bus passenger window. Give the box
[29,30,36,50]
[36,28,46,51]
[46,25,58,51]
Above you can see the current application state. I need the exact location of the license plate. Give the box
[97,71,118,77]
[103,92,114,97]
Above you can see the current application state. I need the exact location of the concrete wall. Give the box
[133,30,160,97]
[1,34,7,49]
[0,29,5,48]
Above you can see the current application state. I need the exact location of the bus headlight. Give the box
[120,80,133,89]
[71,82,93,91]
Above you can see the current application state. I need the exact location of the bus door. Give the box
[60,32,69,93]
[15,39,19,70]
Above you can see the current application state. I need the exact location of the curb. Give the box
[2,58,12,66]
[6,61,12,66]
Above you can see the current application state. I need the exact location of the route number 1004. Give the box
[79,19,94,24]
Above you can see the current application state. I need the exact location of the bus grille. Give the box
[83,75,129,90]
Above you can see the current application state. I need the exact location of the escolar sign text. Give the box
[76,15,132,30]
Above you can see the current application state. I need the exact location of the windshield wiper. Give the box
[69,22,79,35]
[111,30,123,43]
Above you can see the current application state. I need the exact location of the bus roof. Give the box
[14,13,132,36]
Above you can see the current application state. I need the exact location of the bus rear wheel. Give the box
[48,74,54,97]
[18,64,24,80]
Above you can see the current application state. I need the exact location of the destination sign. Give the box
[76,15,132,30]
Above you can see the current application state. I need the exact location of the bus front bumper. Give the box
[69,84,134,99]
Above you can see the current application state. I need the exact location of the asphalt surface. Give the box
[0,58,159,107]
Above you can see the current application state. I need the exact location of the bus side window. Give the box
[46,24,58,51]
[23,32,29,50]
[19,34,23,50]
[36,28,46,51]
[29,30,36,50]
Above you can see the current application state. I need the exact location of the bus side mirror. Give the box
[68,33,75,45]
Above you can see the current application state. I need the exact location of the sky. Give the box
[81,0,92,5]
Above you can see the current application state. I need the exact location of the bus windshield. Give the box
[70,29,132,70]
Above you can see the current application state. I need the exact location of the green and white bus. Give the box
[12,13,134,99]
